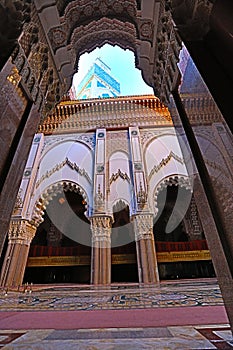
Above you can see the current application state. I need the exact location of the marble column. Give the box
[0,220,37,287]
[90,216,112,285]
[132,214,159,284]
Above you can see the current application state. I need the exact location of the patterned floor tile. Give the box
[0,279,224,312]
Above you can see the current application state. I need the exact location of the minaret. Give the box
[74,57,121,99]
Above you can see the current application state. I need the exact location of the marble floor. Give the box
[0,279,232,349]
[0,325,232,349]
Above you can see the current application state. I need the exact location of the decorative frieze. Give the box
[39,96,172,134]
[62,0,137,22]
[42,134,95,153]
[3,67,27,115]
[152,4,182,104]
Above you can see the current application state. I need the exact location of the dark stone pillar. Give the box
[172,88,233,332]
[0,104,40,256]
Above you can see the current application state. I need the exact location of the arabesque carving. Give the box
[72,17,137,63]
[132,214,154,241]
[35,157,92,189]
[63,0,137,37]
[39,96,172,134]
[148,151,184,180]
[94,184,105,212]
[90,215,112,244]
[12,188,23,216]
[8,220,37,245]
[109,169,130,185]
[136,182,147,210]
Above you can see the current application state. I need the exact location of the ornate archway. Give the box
[31,181,89,228]
[26,181,92,284]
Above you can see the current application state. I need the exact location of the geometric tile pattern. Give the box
[0,279,224,312]
[0,279,231,349]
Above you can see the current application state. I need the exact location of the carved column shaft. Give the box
[90,216,112,285]
[133,214,159,284]
[0,220,36,287]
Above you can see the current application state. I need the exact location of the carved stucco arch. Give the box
[153,174,193,216]
[5,0,184,116]
[31,181,89,228]
[63,0,138,41]
[71,17,138,70]
[112,199,129,214]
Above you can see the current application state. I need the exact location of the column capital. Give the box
[8,219,37,245]
[90,215,112,244]
[132,213,154,241]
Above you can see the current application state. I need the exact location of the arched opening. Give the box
[111,201,138,283]
[70,44,153,100]
[153,185,215,280]
[24,190,91,284]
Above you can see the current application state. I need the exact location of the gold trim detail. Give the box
[27,250,211,267]
[157,250,211,262]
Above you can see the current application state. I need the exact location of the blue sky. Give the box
[72,44,154,96]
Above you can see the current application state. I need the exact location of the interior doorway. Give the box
[153,185,215,280]
[24,189,91,284]
[111,201,138,283]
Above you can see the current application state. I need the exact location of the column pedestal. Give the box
[0,220,36,287]
[133,214,159,284]
[90,216,112,285]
